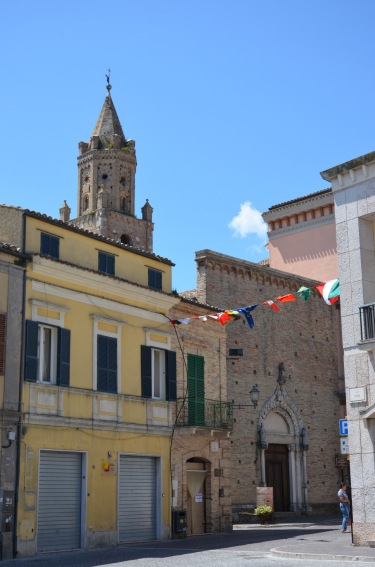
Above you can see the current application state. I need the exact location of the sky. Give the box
[2,1,375,292]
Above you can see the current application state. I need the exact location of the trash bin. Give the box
[172,509,187,535]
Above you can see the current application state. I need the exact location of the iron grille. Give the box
[176,397,233,430]
[359,303,375,341]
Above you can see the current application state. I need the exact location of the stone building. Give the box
[0,243,27,559]
[189,249,343,517]
[321,151,375,545]
[169,298,233,534]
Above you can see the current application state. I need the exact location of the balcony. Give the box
[176,397,233,430]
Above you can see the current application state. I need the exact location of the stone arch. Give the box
[257,383,309,513]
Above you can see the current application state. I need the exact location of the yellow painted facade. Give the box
[13,211,179,556]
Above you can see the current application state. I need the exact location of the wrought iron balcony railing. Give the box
[359,303,375,341]
[176,397,233,430]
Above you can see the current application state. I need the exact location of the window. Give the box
[229,348,243,357]
[0,314,6,375]
[141,345,176,401]
[97,335,117,393]
[25,320,70,385]
[187,354,205,426]
[148,268,162,290]
[98,251,115,275]
[40,232,60,259]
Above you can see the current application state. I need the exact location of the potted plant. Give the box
[254,505,274,524]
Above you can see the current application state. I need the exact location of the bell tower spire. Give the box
[69,75,154,253]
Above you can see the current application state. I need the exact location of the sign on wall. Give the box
[256,487,273,509]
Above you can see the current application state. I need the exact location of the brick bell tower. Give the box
[68,76,154,252]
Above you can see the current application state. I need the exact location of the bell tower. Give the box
[69,77,154,252]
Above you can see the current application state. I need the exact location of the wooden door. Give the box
[265,444,290,512]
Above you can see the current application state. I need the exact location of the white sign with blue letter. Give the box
[339,419,348,436]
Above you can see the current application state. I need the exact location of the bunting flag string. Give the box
[170,279,340,329]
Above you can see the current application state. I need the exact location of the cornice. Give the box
[267,213,335,239]
[195,249,322,289]
[30,260,180,318]
[23,413,173,436]
[263,191,334,221]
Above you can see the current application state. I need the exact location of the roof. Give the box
[90,89,126,148]
[266,188,332,211]
[1,205,174,266]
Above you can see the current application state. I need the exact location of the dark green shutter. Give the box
[50,236,59,259]
[25,320,38,382]
[107,254,115,275]
[187,354,205,426]
[166,350,177,401]
[98,252,106,273]
[141,345,152,398]
[97,335,117,393]
[57,328,70,387]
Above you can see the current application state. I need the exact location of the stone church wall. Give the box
[194,250,342,516]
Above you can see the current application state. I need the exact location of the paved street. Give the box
[2,517,375,567]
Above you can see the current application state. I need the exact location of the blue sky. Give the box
[2,1,375,292]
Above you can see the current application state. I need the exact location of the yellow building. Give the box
[0,206,179,556]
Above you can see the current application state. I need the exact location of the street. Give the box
[1,518,368,567]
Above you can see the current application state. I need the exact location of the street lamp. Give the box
[233,384,260,410]
[249,384,260,408]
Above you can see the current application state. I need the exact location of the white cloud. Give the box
[228,202,268,240]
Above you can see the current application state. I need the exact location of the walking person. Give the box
[338,482,350,533]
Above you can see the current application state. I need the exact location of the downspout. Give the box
[13,212,27,558]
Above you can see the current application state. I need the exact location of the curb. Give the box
[271,547,375,563]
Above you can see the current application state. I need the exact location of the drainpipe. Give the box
[13,213,27,558]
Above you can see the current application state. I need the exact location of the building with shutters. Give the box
[0,243,27,560]
[186,249,343,519]
[0,80,235,557]
[169,298,233,535]
[0,204,180,556]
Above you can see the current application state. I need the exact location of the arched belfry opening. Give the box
[257,364,309,513]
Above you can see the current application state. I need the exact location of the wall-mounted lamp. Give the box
[233,384,260,410]
[249,384,260,408]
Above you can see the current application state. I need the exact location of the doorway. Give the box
[186,460,206,535]
[265,444,290,512]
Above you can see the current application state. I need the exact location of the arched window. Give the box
[120,197,126,211]
[83,195,89,211]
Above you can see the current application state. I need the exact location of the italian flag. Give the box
[316,279,340,304]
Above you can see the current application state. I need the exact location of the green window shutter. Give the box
[187,354,205,426]
[57,328,70,387]
[25,320,38,382]
[165,350,177,401]
[141,345,152,398]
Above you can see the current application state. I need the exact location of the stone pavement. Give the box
[3,516,375,565]
[239,516,375,563]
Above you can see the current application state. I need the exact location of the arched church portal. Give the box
[258,387,309,513]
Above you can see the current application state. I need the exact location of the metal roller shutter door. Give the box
[37,451,82,552]
[119,455,157,542]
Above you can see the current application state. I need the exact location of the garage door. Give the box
[119,455,157,542]
[37,451,82,552]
